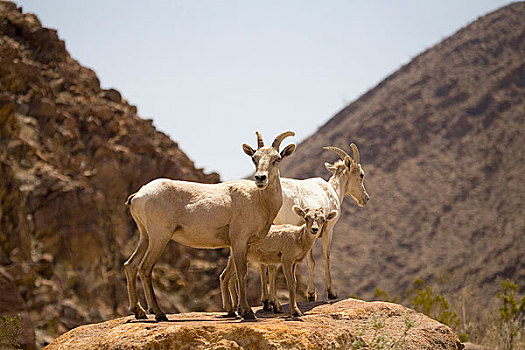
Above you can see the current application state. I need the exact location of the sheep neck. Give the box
[258,172,283,218]
[297,224,307,243]
[328,171,348,204]
[298,224,315,257]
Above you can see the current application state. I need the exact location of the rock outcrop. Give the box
[0,2,226,348]
[44,298,464,350]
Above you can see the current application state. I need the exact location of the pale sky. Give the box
[15,0,511,180]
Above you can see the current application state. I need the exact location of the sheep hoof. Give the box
[291,309,303,317]
[155,313,168,322]
[327,290,338,300]
[241,310,256,320]
[222,311,237,318]
[272,304,283,314]
[131,305,147,319]
[307,292,317,302]
[262,300,272,311]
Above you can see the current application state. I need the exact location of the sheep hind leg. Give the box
[260,265,272,311]
[219,254,237,317]
[139,233,171,322]
[322,228,337,300]
[229,273,239,314]
[124,222,148,319]
[268,265,282,313]
[283,261,301,317]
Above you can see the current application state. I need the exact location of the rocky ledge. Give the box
[45,298,464,349]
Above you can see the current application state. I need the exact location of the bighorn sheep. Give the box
[262,143,369,304]
[124,131,295,320]
[221,206,338,317]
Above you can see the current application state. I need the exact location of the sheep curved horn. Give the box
[272,131,295,150]
[350,143,360,164]
[323,146,350,161]
[256,131,264,149]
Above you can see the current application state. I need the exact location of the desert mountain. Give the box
[280,1,524,321]
[0,2,227,348]
[1,1,524,349]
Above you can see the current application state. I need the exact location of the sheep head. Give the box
[324,143,370,207]
[243,131,296,189]
[293,206,338,237]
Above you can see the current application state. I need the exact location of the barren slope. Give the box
[280,2,525,314]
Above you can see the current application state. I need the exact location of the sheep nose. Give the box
[311,227,319,234]
[255,174,267,182]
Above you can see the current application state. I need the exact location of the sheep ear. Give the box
[280,143,296,159]
[326,210,338,221]
[325,162,337,173]
[243,144,255,157]
[293,205,305,218]
[344,156,354,169]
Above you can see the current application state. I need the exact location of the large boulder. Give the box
[45,299,464,350]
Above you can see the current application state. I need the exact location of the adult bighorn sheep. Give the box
[261,143,369,304]
[124,131,296,320]
[221,206,338,317]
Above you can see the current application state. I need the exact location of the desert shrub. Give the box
[407,279,468,342]
[373,279,525,347]
[463,279,525,349]
[374,279,468,342]
[407,279,461,329]
[373,287,399,303]
[497,279,524,350]
[0,314,21,350]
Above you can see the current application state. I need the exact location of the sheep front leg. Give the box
[260,265,272,311]
[219,255,237,317]
[124,225,148,319]
[322,226,337,299]
[231,243,255,320]
[282,260,301,316]
[306,249,317,301]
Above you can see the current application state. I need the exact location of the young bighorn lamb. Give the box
[124,131,295,320]
[262,143,369,304]
[221,206,338,317]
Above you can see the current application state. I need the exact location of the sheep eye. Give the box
[252,157,257,164]
[360,173,364,179]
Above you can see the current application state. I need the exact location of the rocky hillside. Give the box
[45,298,464,350]
[280,1,524,321]
[0,2,227,348]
